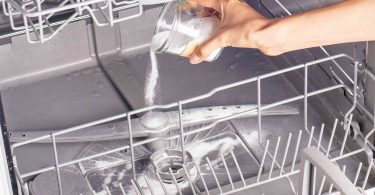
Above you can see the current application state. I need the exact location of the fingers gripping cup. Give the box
[152,1,223,62]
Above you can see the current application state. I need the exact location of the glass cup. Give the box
[152,1,223,62]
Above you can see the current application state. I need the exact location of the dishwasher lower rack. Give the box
[9,53,375,195]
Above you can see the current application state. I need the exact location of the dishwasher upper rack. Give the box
[1,0,143,43]
[9,53,373,195]
[0,0,358,46]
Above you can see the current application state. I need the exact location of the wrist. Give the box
[252,18,287,56]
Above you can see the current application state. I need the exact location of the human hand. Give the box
[186,0,274,64]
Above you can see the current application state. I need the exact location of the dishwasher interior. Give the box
[1,0,375,195]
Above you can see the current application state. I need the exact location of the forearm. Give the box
[255,0,375,55]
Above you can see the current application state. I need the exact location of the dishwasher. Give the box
[0,0,375,194]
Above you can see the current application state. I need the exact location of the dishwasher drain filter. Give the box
[150,149,197,184]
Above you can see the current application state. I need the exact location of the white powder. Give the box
[126,169,196,195]
[145,17,221,107]
[94,137,240,194]
[95,161,122,169]
[122,137,238,194]
[95,190,107,195]
[187,136,238,165]
[144,50,159,106]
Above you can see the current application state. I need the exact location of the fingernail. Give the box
[190,54,201,64]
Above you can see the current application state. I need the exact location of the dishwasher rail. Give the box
[9,53,375,195]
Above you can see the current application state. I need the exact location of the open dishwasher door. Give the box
[1,0,375,195]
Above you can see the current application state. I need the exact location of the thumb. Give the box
[189,31,227,64]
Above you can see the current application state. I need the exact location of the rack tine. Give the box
[155,172,168,194]
[312,167,316,195]
[353,162,363,186]
[193,124,204,141]
[317,124,325,151]
[178,102,186,164]
[27,17,40,39]
[340,114,353,156]
[169,168,183,195]
[14,169,26,195]
[218,125,229,134]
[328,183,334,193]
[144,176,155,195]
[203,125,215,138]
[183,126,192,144]
[220,154,234,190]
[326,119,338,157]
[175,137,180,147]
[204,127,214,138]
[268,137,281,179]
[105,186,112,195]
[39,18,44,42]
[291,130,302,171]
[43,15,54,33]
[119,183,126,195]
[191,124,205,143]
[193,161,210,195]
[127,115,136,178]
[206,157,223,194]
[317,176,326,195]
[280,133,292,176]
[182,165,197,195]
[230,150,246,186]
[307,126,315,147]
[362,161,373,190]
[131,179,143,195]
[51,134,63,195]
[257,140,270,182]
[190,131,199,143]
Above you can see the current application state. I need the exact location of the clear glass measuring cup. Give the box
[152,1,223,62]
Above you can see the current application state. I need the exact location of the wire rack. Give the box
[9,53,375,195]
[299,147,373,195]
[1,0,142,43]
[5,0,375,194]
